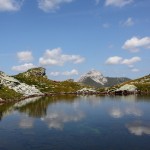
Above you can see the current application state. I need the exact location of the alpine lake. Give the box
[0,95,150,150]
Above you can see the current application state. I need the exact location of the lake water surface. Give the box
[0,95,150,150]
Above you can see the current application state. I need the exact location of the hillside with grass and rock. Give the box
[0,67,84,102]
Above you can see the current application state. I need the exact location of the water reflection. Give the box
[19,117,34,129]
[109,106,143,118]
[126,121,150,136]
[0,95,150,150]
[109,107,124,118]
[0,103,14,121]
[41,111,85,130]
[15,95,78,118]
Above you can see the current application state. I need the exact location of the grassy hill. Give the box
[0,85,23,102]
[113,74,150,93]
[14,67,83,93]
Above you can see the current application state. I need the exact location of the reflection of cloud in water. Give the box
[109,107,143,118]
[126,122,150,136]
[41,111,85,130]
[125,107,143,117]
[19,117,34,129]
[109,108,124,118]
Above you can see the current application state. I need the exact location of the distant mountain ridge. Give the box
[77,70,130,87]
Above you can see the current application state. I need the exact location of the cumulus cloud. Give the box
[39,48,85,66]
[105,0,133,7]
[38,0,73,12]
[62,69,78,76]
[122,36,150,52]
[17,51,33,62]
[122,17,134,27]
[0,0,23,12]
[50,69,78,76]
[105,56,123,65]
[121,57,141,66]
[12,63,36,72]
[105,56,141,66]
[50,71,60,76]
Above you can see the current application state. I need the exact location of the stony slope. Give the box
[115,74,150,92]
[0,67,84,102]
[14,67,83,93]
[0,71,42,102]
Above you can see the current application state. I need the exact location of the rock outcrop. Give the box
[0,71,43,97]
[22,67,47,78]
[116,84,137,92]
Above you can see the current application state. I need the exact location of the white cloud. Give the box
[105,0,133,7]
[39,48,85,66]
[105,56,141,67]
[122,36,150,52]
[122,17,134,27]
[50,69,78,76]
[131,68,140,72]
[38,0,73,12]
[12,63,36,72]
[62,69,78,76]
[105,56,123,65]
[121,57,141,66]
[50,71,60,76]
[0,0,23,12]
[17,51,33,62]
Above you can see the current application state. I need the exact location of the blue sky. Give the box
[0,0,150,80]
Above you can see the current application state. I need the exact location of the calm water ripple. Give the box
[0,95,150,150]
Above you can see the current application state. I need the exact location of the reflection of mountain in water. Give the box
[0,103,14,121]
[15,95,78,118]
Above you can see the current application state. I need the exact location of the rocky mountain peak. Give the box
[78,70,107,85]
[23,67,47,78]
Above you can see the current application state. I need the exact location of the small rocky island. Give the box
[0,67,150,103]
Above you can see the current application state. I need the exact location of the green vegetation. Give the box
[113,74,150,93]
[1,67,149,102]
[0,85,23,102]
[14,72,83,93]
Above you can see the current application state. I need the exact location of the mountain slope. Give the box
[115,74,150,92]
[14,67,83,93]
[77,70,130,88]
